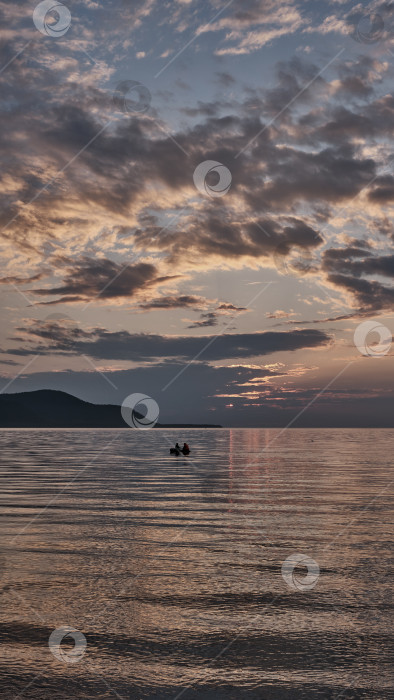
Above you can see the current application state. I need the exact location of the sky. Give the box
[0,0,394,426]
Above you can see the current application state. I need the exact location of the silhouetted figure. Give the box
[170,442,189,455]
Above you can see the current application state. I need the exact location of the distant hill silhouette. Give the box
[0,390,222,428]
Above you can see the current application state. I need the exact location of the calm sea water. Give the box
[0,428,393,699]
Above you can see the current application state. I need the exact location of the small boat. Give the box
[170,448,190,455]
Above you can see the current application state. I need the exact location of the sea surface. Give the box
[0,428,393,699]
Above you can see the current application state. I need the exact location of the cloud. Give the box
[251,145,376,207]
[266,309,293,319]
[319,242,394,313]
[368,175,394,202]
[0,10,393,369]
[326,273,394,313]
[134,214,324,265]
[0,48,389,294]
[24,258,180,305]
[186,302,249,328]
[215,71,236,87]
[2,361,394,427]
[0,361,286,425]
[323,242,394,283]
[216,303,247,312]
[197,0,306,55]
[0,271,46,286]
[187,312,219,328]
[9,323,331,363]
[138,295,208,310]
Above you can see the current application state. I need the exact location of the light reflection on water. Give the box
[0,428,393,699]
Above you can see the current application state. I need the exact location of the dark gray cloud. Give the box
[321,243,394,313]
[9,322,331,363]
[327,274,394,312]
[181,100,234,118]
[138,295,207,310]
[368,175,394,202]
[334,55,383,97]
[187,302,249,328]
[252,145,376,207]
[301,92,394,148]
[323,244,394,280]
[134,215,324,262]
[215,72,236,87]
[263,57,328,117]
[188,312,219,329]
[0,271,46,286]
[27,258,179,304]
[216,303,247,312]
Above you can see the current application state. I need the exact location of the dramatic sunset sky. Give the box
[0,0,393,426]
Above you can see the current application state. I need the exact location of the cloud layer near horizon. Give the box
[9,321,331,362]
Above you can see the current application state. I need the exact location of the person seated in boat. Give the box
[175,443,180,450]
[183,442,189,452]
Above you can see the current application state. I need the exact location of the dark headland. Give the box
[0,390,222,428]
